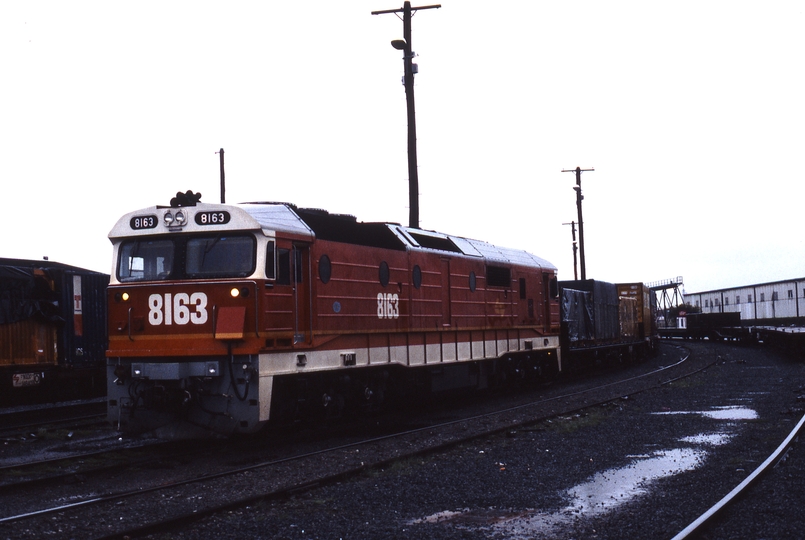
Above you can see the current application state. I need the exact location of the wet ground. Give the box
[152,341,805,539]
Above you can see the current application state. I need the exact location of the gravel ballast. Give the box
[145,342,805,540]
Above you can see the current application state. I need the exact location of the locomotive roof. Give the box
[109,201,556,271]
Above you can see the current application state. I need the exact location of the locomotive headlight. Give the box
[164,210,188,229]
[229,287,249,298]
[114,291,130,302]
[230,286,250,298]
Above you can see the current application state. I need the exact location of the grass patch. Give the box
[543,409,608,434]
[668,376,707,389]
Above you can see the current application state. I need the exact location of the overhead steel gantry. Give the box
[648,277,685,328]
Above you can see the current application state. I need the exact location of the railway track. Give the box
[0,399,106,438]
[0,344,708,539]
[672,410,805,539]
[0,439,199,493]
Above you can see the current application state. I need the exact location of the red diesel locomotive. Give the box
[106,192,561,437]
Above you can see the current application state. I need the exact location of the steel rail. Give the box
[99,347,704,540]
[671,410,805,540]
[0,400,105,434]
[0,413,106,438]
[0,345,700,537]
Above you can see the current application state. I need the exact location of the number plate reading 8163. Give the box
[195,211,231,225]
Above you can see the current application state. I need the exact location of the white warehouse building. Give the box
[685,277,805,324]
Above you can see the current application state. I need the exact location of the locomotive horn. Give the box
[170,190,202,208]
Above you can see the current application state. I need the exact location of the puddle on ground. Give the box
[410,405,757,538]
[680,433,731,446]
[412,448,707,538]
[654,405,758,421]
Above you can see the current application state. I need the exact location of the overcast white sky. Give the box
[2,1,803,294]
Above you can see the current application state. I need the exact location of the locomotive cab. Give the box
[107,196,313,437]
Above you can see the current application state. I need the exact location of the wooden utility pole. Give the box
[561,167,594,280]
[372,2,440,229]
[562,221,579,280]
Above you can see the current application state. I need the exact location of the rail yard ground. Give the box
[149,342,805,540]
[2,341,804,539]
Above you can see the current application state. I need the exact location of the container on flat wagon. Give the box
[617,282,656,339]
[559,279,620,345]
[619,295,639,339]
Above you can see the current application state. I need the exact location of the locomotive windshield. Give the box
[185,235,255,278]
[118,239,174,281]
[117,234,256,281]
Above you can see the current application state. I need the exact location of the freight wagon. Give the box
[0,258,108,405]
[559,280,658,371]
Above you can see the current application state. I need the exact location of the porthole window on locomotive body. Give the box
[379,261,390,287]
[412,265,422,289]
[469,271,476,292]
[319,254,331,284]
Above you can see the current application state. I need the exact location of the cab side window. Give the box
[277,248,291,285]
[267,240,299,285]
[266,241,276,279]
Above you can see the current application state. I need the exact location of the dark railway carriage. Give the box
[106,196,561,437]
[0,258,108,405]
[660,312,750,342]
